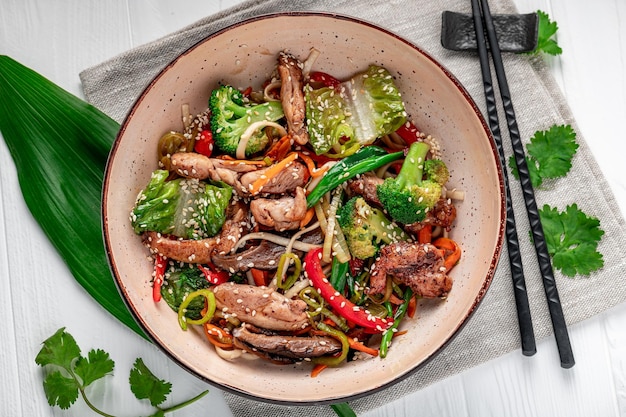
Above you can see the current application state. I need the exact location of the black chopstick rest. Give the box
[441,11,539,52]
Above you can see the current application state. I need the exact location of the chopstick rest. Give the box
[441,11,538,52]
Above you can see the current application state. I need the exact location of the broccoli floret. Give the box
[337,196,409,259]
[304,65,407,155]
[209,85,284,157]
[424,158,450,186]
[376,141,446,224]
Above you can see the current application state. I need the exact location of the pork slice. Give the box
[239,161,309,195]
[212,283,309,332]
[232,324,342,361]
[249,186,307,231]
[369,241,452,298]
[277,51,309,145]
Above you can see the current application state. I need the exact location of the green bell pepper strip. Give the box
[313,322,350,367]
[177,289,217,331]
[304,248,393,332]
[299,287,350,332]
[276,252,302,290]
[380,288,413,358]
[306,146,404,208]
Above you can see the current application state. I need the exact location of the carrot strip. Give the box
[250,268,268,287]
[249,152,298,195]
[300,207,316,229]
[298,152,330,178]
[388,293,404,305]
[418,224,432,244]
[347,338,379,357]
[216,155,267,166]
[433,237,461,271]
[206,334,234,349]
[311,363,328,378]
[203,322,230,339]
[407,295,417,319]
[265,135,292,162]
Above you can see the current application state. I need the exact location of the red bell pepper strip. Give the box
[194,129,214,157]
[394,120,420,145]
[153,254,167,302]
[304,248,393,332]
[198,263,230,285]
[308,71,341,89]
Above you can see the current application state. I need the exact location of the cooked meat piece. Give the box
[211,239,286,272]
[404,198,457,234]
[240,160,309,195]
[277,51,309,145]
[142,201,249,263]
[212,283,309,332]
[250,186,307,231]
[213,200,249,255]
[170,152,214,180]
[210,158,263,173]
[142,231,216,264]
[369,241,452,298]
[232,324,342,363]
[347,172,384,207]
[170,153,255,195]
[211,229,324,273]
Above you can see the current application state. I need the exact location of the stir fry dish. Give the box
[130,49,463,375]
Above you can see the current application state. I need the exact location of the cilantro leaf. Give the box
[509,124,578,188]
[35,327,81,370]
[42,370,80,409]
[533,10,563,56]
[74,349,115,386]
[539,204,604,277]
[36,328,208,416]
[129,358,172,407]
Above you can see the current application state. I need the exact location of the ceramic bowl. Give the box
[103,12,505,404]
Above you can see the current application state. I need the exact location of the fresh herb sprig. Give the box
[35,328,208,417]
[509,124,578,188]
[539,204,604,277]
[509,124,604,277]
[532,10,563,56]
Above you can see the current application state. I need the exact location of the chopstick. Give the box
[469,0,536,357]
[470,0,575,368]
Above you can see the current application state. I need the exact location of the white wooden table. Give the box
[1,0,625,416]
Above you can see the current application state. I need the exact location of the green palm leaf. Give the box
[0,55,146,339]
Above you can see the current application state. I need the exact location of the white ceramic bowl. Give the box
[103,12,505,404]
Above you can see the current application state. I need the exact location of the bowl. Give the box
[103,12,505,404]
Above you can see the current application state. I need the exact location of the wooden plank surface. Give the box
[0,0,624,416]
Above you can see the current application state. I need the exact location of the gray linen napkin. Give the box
[80,0,626,416]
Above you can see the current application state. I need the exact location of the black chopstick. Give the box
[470,0,575,368]
[470,0,536,357]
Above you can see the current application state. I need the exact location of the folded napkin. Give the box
[80,0,626,416]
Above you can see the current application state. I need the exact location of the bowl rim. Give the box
[103,10,506,405]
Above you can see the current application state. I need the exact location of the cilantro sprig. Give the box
[35,328,208,417]
[539,204,605,277]
[532,10,563,56]
[508,124,605,277]
[510,124,578,188]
